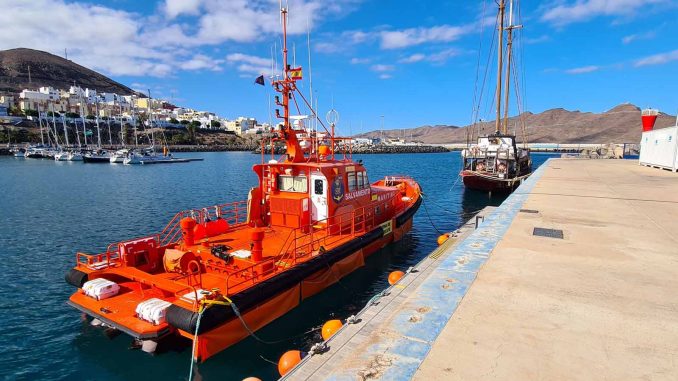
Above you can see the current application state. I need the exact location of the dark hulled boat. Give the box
[460,0,532,193]
[461,133,531,192]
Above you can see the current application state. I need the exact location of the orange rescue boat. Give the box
[65,7,421,363]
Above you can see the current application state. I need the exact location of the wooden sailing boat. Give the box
[460,0,532,192]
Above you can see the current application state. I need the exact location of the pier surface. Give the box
[284,159,678,381]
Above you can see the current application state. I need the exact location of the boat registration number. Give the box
[380,220,393,236]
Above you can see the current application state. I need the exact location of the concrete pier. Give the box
[284,159,678,380]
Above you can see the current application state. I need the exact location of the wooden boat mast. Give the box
[502,0,522,135]
[494,0,505,134]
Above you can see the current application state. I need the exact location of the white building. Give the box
[224,117,257,135]
[20,86,59,102]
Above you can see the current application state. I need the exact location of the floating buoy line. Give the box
[265,266,421,379]
[266,223,467,380]
[183,194,459,380]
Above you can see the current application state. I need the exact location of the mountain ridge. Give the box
[0,48,136,95]
[356,103,676,144]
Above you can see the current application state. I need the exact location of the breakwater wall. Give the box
[256,145,449,155]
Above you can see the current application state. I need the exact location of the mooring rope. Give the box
[420,193,445,236]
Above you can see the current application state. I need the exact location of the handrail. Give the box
[223,188,417,295]
[75,180,419,303]
[158,200,248,246]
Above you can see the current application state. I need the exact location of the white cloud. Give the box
[190,0,358,44]
[164,0,203,19]
[350,57,371,64]
[525,35,550,44]
[565,65,600,74]
[315,42,342,53]
[398,49,461,64]
[181,54,224,71]
[0,0,361,78]
[371,64,395,72]
[622,30,656,44]
[634,49,678,67]
[378,74,392,80]
[379,24,474,49]
[226,53,272,75]
[399,54,425,63]
[427,48,462,62]
[541,0,667,26]
[0,0,179,77]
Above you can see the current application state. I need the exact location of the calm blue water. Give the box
[0,151,557,381]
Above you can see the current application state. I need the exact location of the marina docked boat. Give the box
[83,149,112,163]
[123,147,170,165]
[461,134,531,192]
[460,0,531,192]
[12,148,25,158]
[65,6,422,362]
[54,150,84,161]
[109,148,130,163]
[25,146,56,159]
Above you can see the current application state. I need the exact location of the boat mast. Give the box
[119,100,125,147]
[50,102,59,147]
[62,105,69,147]
[95,100,102,148]
[133,96,138,147]
[38,102,45,146]
[147,89,155,148]
[76,87,84,147]
[106,107,112,146]
[494,0,506,134]
[502,0,521,135]
[272,6,305,163]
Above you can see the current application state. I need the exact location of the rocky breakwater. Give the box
[351,145,449,154]
[168,144,257,152]
[255,144,449,155]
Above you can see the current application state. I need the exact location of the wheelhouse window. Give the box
[362,171,369,188]
[347,172,357,192]
[278,175,308,193]
[357,172,364,189]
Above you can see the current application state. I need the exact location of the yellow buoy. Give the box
[278,350,303,376]
[321,319,343,341]
[388,270,405,285]
[437,233,450,246]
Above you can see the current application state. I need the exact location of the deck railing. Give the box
[75,200,248,269]
[223,186,414,295]
[159,200,248,247]
[75,178,419,302]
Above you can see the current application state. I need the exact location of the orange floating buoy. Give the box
[321,319,343,341]
[278,350,304,376]
[242,378,262,381]
[437,233,450,246]
[388,270,405,285]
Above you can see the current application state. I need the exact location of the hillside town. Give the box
[0,85,268,136]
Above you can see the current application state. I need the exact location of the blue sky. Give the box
[1,0,676,133]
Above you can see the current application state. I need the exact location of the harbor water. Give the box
[0,152,557,381]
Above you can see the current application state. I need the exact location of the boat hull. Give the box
[83,155,111,163]
[66,191,421,362]
[461,170,523,192]
[68,213,417,362]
